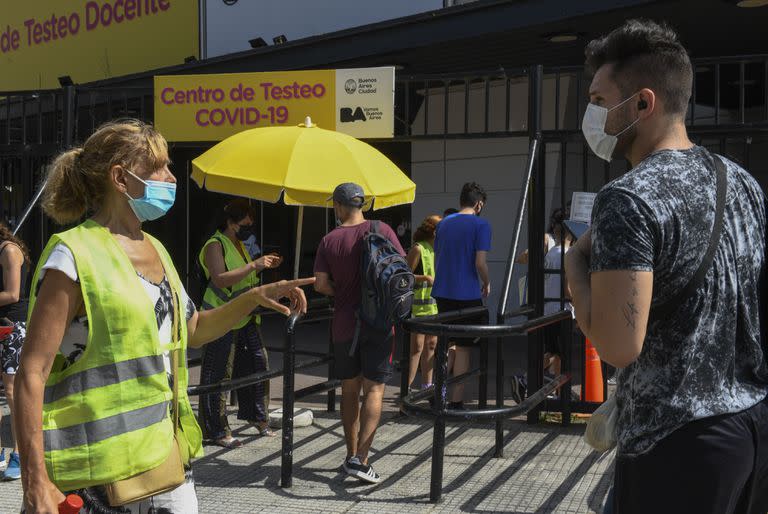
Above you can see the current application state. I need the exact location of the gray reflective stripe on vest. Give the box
[43,355,166,405]
[206,284,251,306]
[413,298,437,306]
[44,401,169,452]
[207,285,230,303]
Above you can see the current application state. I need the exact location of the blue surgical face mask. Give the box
[124,169,176,222]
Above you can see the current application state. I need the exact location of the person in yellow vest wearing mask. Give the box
[405,215,441,391]
[13,120,312,514]
[198,199,282,447]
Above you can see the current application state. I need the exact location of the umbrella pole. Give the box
[293,206,304,279]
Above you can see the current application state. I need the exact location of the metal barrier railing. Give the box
[185,306,336,489]
[398,305,491,408]
[401,307,572,503]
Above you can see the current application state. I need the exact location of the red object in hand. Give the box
[0,325,13,339]
[59,494,84,514]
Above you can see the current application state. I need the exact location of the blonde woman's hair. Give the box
[43,119,169,224]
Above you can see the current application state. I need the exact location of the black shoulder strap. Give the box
[761,197,768,353]
[369,220,381,235]
[650,154,727,321]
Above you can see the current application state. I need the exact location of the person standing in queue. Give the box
[0,223,31,481]
[406,215,441,391]
[431,182,492,410]
[314,183,406,484]
[198,199,282,447]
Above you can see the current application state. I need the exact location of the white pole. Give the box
[13,178,48,236]
[293,205,304,279]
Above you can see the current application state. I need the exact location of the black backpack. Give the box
[356,221,414,338]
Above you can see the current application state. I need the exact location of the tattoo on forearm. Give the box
[622,302,639,329]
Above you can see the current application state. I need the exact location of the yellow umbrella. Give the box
[191,117,416,277]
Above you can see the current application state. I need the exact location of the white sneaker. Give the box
[343,456,381,484]
[0,448,6,472]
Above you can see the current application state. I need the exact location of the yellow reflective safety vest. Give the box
[198,231,260,329]
[412,241,438,317]
[28,220,203,491]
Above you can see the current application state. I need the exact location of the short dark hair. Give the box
[585,19,693,117]
[217,198,255,231]
[443,207,459,217]
[548,207,567,234]
[459,182,487,208]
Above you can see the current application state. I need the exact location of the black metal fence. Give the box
[401,307,573,503]
[185,307,337,489]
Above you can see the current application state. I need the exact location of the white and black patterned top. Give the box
[40,244,196,371]
[591,146,768,456]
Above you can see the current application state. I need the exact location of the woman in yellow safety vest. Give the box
[405,215,441,391]
[14,120,312,514]
[198,199,282,447]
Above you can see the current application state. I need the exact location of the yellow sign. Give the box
[0,0,198,91]
[154,67,395,141]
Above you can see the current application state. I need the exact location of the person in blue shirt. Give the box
[432,182,492,409]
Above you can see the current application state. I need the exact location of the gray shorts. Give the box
[333,324,395,384]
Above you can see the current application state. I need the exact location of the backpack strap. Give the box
[349,317,362,357]
[350,223,378,357]
[649,153,727,322]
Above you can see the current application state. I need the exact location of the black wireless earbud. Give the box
[638,99,648,110]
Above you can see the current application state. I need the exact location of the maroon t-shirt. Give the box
[314,220,405,342]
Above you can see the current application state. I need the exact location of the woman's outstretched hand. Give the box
[253,277,315,316]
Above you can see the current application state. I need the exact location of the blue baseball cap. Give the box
[329,182,365,207]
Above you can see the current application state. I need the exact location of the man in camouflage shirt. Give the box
[566,20,768,514]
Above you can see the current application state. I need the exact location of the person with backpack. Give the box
[314,182,408,484]
[406,215,441,391]
[432,182,492,410]
[198,199,282,448]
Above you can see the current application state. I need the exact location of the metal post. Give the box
[280,313,300,489]
[494,336,504,457]
[12,178,48,237]
[62,85,76,149]
[327,322,336,412]
[560,319,572,425]
[293,206,304,279]
[429,334,449,503]
[400,324,410,399]
[496,136,539,320]
[527,65,545,425]
[198,0,208,60]
[478,335,488,409]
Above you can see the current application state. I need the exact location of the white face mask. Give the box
[581,94,641,162]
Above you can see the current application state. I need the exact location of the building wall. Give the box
[408,75,584,317]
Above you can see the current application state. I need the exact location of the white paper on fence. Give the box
[570,192,597,225]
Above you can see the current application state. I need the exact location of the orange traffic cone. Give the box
[582,338,604,402]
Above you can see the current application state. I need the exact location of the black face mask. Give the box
[235,225,252,241]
